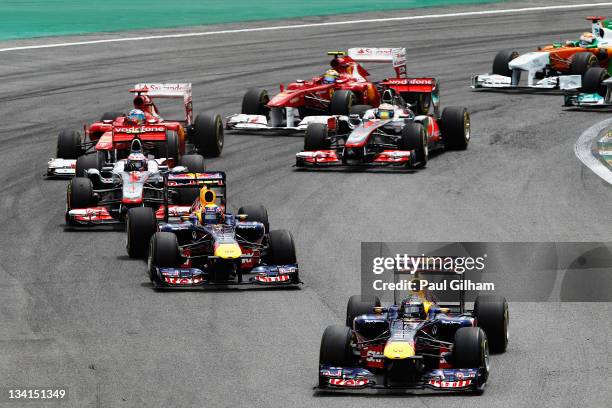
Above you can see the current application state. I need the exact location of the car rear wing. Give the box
[392,256,468,312]
[162,171,226,222]
[130,83,193,125]
[112,125,167,143]
[347,47,407,78]
[379,77,439,94]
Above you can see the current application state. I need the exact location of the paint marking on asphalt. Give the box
[574,117,612,185]
[1,2,612,52]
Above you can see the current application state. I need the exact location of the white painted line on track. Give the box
[1,3,612,53]
[574,117,612,185]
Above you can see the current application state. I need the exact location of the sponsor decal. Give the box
[329,378,368,387]
[255,275,290,283]
[385,78,434,85]
[321,368,342,377]
[427,379,472,388]
[114,126,166,134]
[163,276,203,285]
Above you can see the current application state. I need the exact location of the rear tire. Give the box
[75,152,102,177]
[570,52,598,76]
[126,207,157,258]
[319,325,353,381]
[582,67,609,96]
[192,113,224,157]
[349,104,373,118]
[474,295,509,353]
[304,123,331,151]
[330,90,355,116]
[440,106,470,151]
[267,229,297,265]
[492,50,518,77]
[346,295,381,327]
[242,88,270,116]
[57,129,82,159]
[237,205,270,232]
[400,122,427,168]
[67,177,95,210]
[179,154,206,172]
[148,232,180,284]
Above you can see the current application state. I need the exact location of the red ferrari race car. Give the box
[295,79,470,169]
[47,83,224,177]
[226,48,427,133]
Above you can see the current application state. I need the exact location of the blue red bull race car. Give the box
[318,268,508,393]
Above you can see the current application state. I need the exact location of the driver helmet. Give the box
[323,69,340,84]
[399,299,427,320]
[127,109,146,125]
[202,203,223,225]
[375,103,395,120]
[579,32,596,47]
[124,153,147,172]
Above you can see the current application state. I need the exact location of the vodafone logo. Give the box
[385,78,434,85]
[115,126,166,133]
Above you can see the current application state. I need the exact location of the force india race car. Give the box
[65,139,207,227]
[318,267,508,393]
[226,48,428,133]
[295,86,469,169]
[47,83,224,177]
[472,16,612,91]
[125,172,300,288]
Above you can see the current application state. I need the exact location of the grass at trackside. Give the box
[1,0,503,41]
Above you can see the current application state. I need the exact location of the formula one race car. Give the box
[563,66,612,109]
[295,86,469,169]
[125,172,299,288]
[472,16,612,91]
[226,48,415,133]
[318,268,508,393]
[47,83,223,177]
[65,139,206,227]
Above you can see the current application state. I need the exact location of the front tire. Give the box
[400,122,428,168]
[492,50,519,77]
[582,67,610,96]
[440,106,470,151]
[57,129,82,159]
[267,229,297,265]
[192,113,224,157]
[242,88,270,116]
[304,123,331,151]
[126,207,157,259]
[67,177,95,210]
[319,325,354,386]
[474,295,509,353]
[148,232,180,284]
[75,152,102,177]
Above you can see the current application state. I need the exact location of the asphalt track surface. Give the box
[1,1,612,407]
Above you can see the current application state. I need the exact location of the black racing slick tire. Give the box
[346,295,381,327]
[67,177,95,210]
[57,129,82,159]
[179,154,206,172]
[492,50,518,77]
[581,67,610,96]
[319,325,353,371]
[304,123,331,151]
[192,113,224,157]
[349,104,373,118]
[474,295,509,353]
[75,152,102,177]
[148,232,180,284]
[329,90,355,116]
[237,205,270,232]
[126,207,157,259]
[570,52,599,76]
[400,122,427,168]
[242,88,270,116]
[99,111,124,122]
[267,229,297,266]
[440,106,470,151]
[453,327,489,369]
